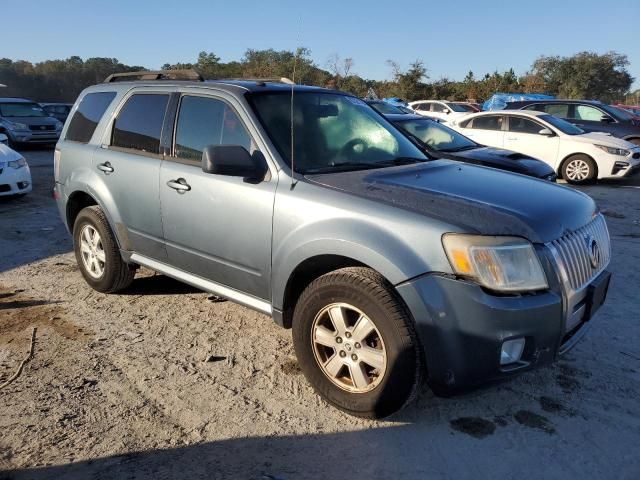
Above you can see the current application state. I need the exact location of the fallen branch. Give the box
[0,327,37,391]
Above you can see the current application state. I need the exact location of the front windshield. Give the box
[369,102,404,115]
[539,114,584,135]
[396,118,477,152]
[446,103,469,113]
[0,102,48,117]
[601,103,634,121]
[249,92,427,173]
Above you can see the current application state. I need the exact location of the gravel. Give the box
[1,149,639,479]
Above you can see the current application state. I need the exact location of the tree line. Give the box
[0,49,636,104]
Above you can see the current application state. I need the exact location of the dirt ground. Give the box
[1,149,639,480]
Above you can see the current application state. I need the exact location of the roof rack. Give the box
[212,77,295,86]
[103,69,204,83]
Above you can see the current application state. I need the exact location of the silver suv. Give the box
[54,70,612,418]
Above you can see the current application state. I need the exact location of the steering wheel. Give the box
[339,138,368,160]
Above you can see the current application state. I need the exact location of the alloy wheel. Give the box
[565,159,591,181]
[79,224,106,279]
[311,302,387,393]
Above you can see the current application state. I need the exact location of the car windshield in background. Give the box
[446,103,469,112]
[601,103,634,121]
[249,92,427,174]
[396,118,478,152]
[539,114,585,135]
[368,102,405,114]
[0,102,49,117]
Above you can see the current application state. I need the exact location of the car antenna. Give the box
[290,51,298,190]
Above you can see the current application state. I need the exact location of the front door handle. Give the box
[166,178,191,193]
[97,162,114,174]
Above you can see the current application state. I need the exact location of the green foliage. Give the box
[0,50,634,104]
[530,51,633,102]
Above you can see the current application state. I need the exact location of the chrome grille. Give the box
[549,214,611,291]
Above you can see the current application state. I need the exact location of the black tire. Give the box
[562,154,596,184]
[73,206,135,293]
[292,267,421,419]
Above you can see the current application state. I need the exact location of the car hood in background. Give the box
[439,146,555,178]
[0,143,22,162]
[2,116,59,126]
[571,132,639,149]
[307,161,595,244]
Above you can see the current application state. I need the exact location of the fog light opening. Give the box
[500,338,525,366]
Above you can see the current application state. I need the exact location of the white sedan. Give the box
[0,142,32,197]
[408,100,470,124]
[450,110,640,183]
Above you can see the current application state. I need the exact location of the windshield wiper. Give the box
[441,145,478,152]
[374,157,426,166]
[303,162,384,174]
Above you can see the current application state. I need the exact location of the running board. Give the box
[129,253,272,315]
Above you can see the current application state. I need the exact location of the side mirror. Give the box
[202,145,267,181]
[443,109,450,114]
[600,115,614,123]
[538,128,554,136]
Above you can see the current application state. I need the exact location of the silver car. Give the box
[54,71,612,418]
[0,97,63,147]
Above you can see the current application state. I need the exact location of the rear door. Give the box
[504,115,560,167]
[159,92,276,300]
[92,91,170,260]
[463,114,506,148]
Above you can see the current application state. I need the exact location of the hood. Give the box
[442,146,555,178]
[2,116,59,126]
[307,161,595,244]
[0,142,22,162]
[573,132,639,149]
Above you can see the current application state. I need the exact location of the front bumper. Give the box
[396,271,609,392]
[0,165,32,196]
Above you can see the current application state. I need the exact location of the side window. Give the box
[543,104,569,118]
[508,116,544,134]
[471,115,504,131]
[573,105,605,121]
[174,95,252,162]
[65,92,117,143]
[112,94,169,154]
[431,103,446,113]
[414,103,427,111]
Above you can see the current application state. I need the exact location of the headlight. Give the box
[595,144,629,156]
[8,157,27,169]
[6,121,28,131]
[442,234,548,292]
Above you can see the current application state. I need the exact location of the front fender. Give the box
[271,216,450,311]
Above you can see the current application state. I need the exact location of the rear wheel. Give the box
[562,155,596,184]
[292,267,421,418]
[73,206,135,293]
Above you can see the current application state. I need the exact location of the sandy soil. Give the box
[0,149,639,480]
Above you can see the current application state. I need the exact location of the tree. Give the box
[386,60,428,100]
[530,51,633,102]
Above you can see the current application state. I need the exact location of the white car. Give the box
[408,100,470,124]
[450,110,640,183]
[0,142,32,196]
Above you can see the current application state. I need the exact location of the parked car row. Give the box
[0,97,65,148]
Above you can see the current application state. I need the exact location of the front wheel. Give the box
[292,267,421,418]
[73,206,135,293]
[562,155,596,184]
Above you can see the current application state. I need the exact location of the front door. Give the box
[503,115,560,168]
[159,94,276,300]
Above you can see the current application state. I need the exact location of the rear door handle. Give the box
[166,178,191,193]
[97,162,114,174]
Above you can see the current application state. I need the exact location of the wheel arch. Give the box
[558,152,598,179]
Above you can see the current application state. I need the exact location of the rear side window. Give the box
[543,104,570,118]
[174,95,252,162]
[508,116,543,134]
[471,115,504,130]
[65,92,116,143]
[572,105,604,121]
[112,94,169,154]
